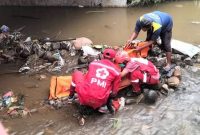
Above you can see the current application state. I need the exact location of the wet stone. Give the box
[184,57,194,66]
[167,76,180,87]
[60,41,71,50]
[171,54,183,63]
[38,74,47,80]
[192,115,200,125]
[35,131,45,135]
[51,42,60,50]
[43,51,57,62]
[60,49,68,57]
[173,66,181,78]
[195,58,200,63]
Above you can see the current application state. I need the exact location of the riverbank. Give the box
[0,0,182,7]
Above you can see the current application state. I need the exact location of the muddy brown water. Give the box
[1,1,200,135]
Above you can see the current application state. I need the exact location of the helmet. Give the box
[140,16,152,29]
[103,48,116,59]
[115,51,130,64]
[144,89,158,104]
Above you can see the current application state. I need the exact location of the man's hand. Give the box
[126,39,132,46]
[124,40,132,49]
[125,40,141,49]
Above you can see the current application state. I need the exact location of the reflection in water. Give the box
[194,0,200,7]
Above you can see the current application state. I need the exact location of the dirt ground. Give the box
[0,63,82,134]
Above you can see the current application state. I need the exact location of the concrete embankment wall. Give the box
[0,0,127,7]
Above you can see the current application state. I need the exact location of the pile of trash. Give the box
[0,25,106,74]
[0,91,29,118]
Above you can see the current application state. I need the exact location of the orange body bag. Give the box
[49,76,72,99]
[124,41,150,58]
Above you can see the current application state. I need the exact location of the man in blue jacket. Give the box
[127,11,173,70]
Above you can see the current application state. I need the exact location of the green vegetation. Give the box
[127,0,175,6]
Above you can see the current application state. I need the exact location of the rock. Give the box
[150,46,162,56]
[42,42,51,50]
[167,76,180,87]
[43,51,57,62]
[39,74,47,80]
[35,131,45,135]
[125,98,136,105]
[147,57,158,64]
[1,54,14,62]
[196,58,200,63]
[162,84,169,91]
[173,66,181,78]
[60,49,68,57]
[30,108,38,113]
[184,57,194,66]
[78,56,88,64]
[171,54,183,63]
[87,55,100,63]
[24,37,31,43]
[60,41,71,50]
[32,43,45,58]
[51,42,60,50]
[78,117,85,126]
[72,37,93,50]
[156,57,166,67]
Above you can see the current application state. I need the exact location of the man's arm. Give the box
[111,75,121,96]
[129,32,139,41]
[120,69,129,78]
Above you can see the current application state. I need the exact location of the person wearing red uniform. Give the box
[115,51,160,94]
[68,49,121,114]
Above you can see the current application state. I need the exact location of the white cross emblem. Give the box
[96,68,109,79]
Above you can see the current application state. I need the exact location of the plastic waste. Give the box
[81,46,100,56]
[118,97,125,111]
[24,37,31,43]
[18,65,30,73]
[53,51,65,66]
[98,105,109,114]
[171,39,200,58]
[51,51,65,72]
[0,25,10,33]
[2,91,14,107]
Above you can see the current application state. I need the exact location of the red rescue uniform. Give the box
[71,59,121,109]
[124,58,160,92]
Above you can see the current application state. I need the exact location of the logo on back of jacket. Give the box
[90,68,109,88]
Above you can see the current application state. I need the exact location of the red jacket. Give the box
[76,59,121,109]
[125,58,159,76]
[125,58,160,84]
[124,58,160,92]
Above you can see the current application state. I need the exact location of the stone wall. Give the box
[0,0,127,7]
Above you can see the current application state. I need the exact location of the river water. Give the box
[0,1,200,135]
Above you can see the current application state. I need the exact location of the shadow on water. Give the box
[0,1,200,135]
